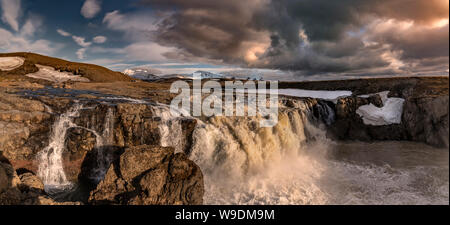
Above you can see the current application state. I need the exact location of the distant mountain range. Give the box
[123,68,161,81]
[122,67,269,81]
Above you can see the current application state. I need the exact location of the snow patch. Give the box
[278,89,353,102]
[356,91,405,126]
[26,65,90,83]
[0,57,25,71]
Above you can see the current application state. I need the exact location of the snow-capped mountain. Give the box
[191,71,224,79]
[123,68,161,81]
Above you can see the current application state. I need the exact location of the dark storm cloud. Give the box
[140,0,449,74]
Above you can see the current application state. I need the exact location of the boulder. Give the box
[18,173,45,193]
[120,145,172,182]
[403,96,449,148]
[89,145,204,205]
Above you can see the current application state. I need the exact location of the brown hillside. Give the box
[0,52,132,82]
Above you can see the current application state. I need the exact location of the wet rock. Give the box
[180,118,197,154]
[65,128,97,160]
[18,173,45,193]
[89,145,204,205]
[63,128,98,182]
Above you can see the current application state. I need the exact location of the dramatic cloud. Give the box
[91,41,176,62]
[93,35,107,44]
[101,10,179,62]
[138,0,449,75]
[0,0,21,31]
[81,0,101,19]
[103,10,162,41]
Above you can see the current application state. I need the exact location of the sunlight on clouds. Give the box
[431,18,449,28]
[245,45,267,63]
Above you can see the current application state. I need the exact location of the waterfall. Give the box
[88,107,116,183]
[38,104,118,192]
[37,104,83,194]
[315,102,336,126]
[184,98,448,205]
[151,104,185,153]
[144,99,337,204]
[188,101,333,204]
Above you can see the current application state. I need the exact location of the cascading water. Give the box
[37,104,83,194]
[38,104,118,193]
[88,107,116,183]
[188,102,332,204]
[151,104,185,153]
[183,99,448,205]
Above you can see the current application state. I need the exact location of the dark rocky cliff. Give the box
[0,90,201,205]
[328,88,449,148]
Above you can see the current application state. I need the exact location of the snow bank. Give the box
[26,65,90,83]
[0,57,25,71]
[356,91,405,126]
[278,89,353,102]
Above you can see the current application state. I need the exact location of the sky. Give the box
[0,0,449,79]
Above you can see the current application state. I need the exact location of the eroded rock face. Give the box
[335,95,384,119]
[330,93,449,148]
[0,92,58,180]
[403,96,449,148]
[63,128,97,182]
[89,145,204,205]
